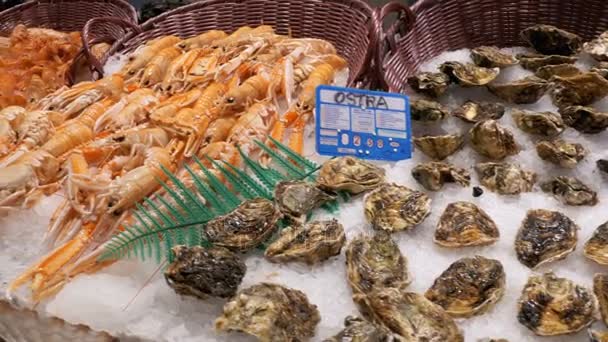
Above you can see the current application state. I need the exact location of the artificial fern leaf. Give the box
[193,157,241,209]
[183,163,223,215]
[207,157,259,200]
[220,161,273,199]
[267,136,318,172]
[254,140,307,178]
[160,165,207,218]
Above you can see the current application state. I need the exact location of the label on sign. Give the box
[315,85,412,161]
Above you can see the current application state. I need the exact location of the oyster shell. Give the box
[411,161,470,191]
[590,329,608,342]
[205,198,281,251]
[323,316,392,342]
[317,156,385,194]
[413,134,465,160]
[512,109,565,137]
[551,72,608,108]
[478,339,508,342]
[475,162,536,195]
[407,72,451,98]
[487,76,550,104]
[595,274,608,327]
[274,180,335,222]
[521,24,582,56]
[584,32,608,61]
[439,61,499,86]
[535,63,581,79]
[536,139,586,168]
[425,256,506,318]
[469,120,519,160]
[541,176,598,206]
[560,106,608,134]
[164,246,246,299]
[515,209,578,269]
[517,272,597,336]
[410,99,449,122]
[215,283,320,341]
[264,219,346,265]
[517,53,577,71]
[598,159,608,174]
[434,201,499,248]
[471,46,518,68]
[584,222,608,265]
[452,100,505,123]
[364,183,432,232]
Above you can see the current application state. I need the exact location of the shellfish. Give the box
[584,31,608,62]
[324,316,392,342]
[584,222,608,265]
[599,159,608,174]
[475,162,536,195]
[535,63,581,79]
[364,183,432,233]
[434,201,499,248]
[411,161,470,191]
[439,61,499,86]
[535,139,586,168]
[517,53,577,71]
[560,106,608,134]
[407,72,450,98]
[551,72,608,108]
[487,76,550,104]
[469,120,519,160]
[541,176,598,206]
[521,24,582,56]
[512,109,565,137]
[413,134,465,160]
[274,180,335,222]
[410,99,449,122]
[594,273,608,326]
[316,156,385,194]
[452,101,505,123]
[471,46,518,68]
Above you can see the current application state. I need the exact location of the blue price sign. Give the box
[315,85,412,161]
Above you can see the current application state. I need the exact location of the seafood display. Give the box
[411,161,470,191]
[535,139,586,168]
[469,120,519,160]
[364,183,431,232]
[541,176,599,206]
[452,101,505,123]
[434,202,499,248]
[413,134,464,160]
[475,162,536,195]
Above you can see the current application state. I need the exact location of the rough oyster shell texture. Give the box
[535,63,581,79]
[590,329,608,342]
[517,53,578,71]
[551,72,608,108]
[411,161,470,191]
[521,24,583,56]
[317,156,385,194]
[594,273,608,328]
[364,183,432,233]
[439,61,499,86]
[512,109,565,137]
[584,31,608,61]
[452,101,505,123]
[264,219,346,265]
[599,159,608,174]
[425,256,506,318]
[215,283,321,341]
[434,201,499,248]
[164,246,246,299]
[517,272,597,336]
[541,176,598,206]
[514,209,578,269]
[584,222,608,265]
[274,180,335,221]
[407,72,451,98]
[323,315,392,342]
[487,76,550,104]
[410,98,449,122]
[475,162,536,195]
[413,134,465,160]
[471,46,518,68]
[469,120,519,160]
[560,105,608,134]
[535,139,586,168]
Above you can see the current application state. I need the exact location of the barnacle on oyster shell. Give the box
[164,246,246,299]
[264,219,345,265]
[517,53,577,71]
[517,272,597,336]
[410,98,449,122]
[274,180,335,222]
[469,120,519,160]
[584,32,608,61]
[439,61,499,86]
[515,209,578,269]
[215,283,321,341]
[471,46,518,68]
[536,139,586,168]
[425,256,505,318]
[407,72,451,98]
[317,156,385,194]
[584,222,608,265]
[551,72,608,108]
[411,161,470,191]
[487,76,550,104]
[560,106,608,134]
[599,159,608,174]
[590,329,608,342]
[323,316,392,342]
[475,162,536,195]
[512,109,565,137]
[364,183,432,233]
[541,176,598,206]
[434,201,499,248]
[535,63,581,79]
[521,24,582,56]
[452,100,505,123]
[594,274,608,328]
[413,134,464,160]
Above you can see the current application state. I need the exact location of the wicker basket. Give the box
[377,0,608,93]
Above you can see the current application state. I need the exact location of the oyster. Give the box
[515,209,578,269]
[535,63,581,79]
[411,161,470,191]
[487,76,550,104]
[517,272,597,336]
[410,98,449,122]
[264,219,346,265]
[590,329,608,342]
[599,159,608,173]
[215,283,320,341]
[425,256,505,318]
[164,246,246,299]
[413,134,465,160]
[551,72,608,108]
[536,139,586,168]
[274,180,335,222]
[364,183,432,232]
[584,32,608,61]
[517,53,577,71]
[323,316,392,342]
[469,120,519,160]
[541,176,598,206]
[512,109,565,137]
[434,201,499,248]
[471,46,518,68]
[478,340,508,342]
[475,162,536,195]
[521,24,582,56]
[560,105,608,134]
[584,222,608,265]
[317,156,385,194]
[205,198,281,251]
[407,72,451,98]
[452,100,505,123]
[439,61,499,86]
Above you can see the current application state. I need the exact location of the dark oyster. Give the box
[590,329,608,342]
[411,161,470,191]
[471,46,518,68]
[517,53,578,71]
[205,198,281,251]
[584,32,608,61]
[413,134,465,160]
[469,120,519,160]
[323,316,392,342]
[274,180,335,222]
[515,209,578,269]
[439,61,499,86]
[411,99,449,122]
[512,109,565,137]
[487,76,550,104]
[215,283,320,341]
[407,72,451,98]
[364,183,432,233]
[164,246,246,299]
[517,272,597,336]
[560,106,608,134]
[317,156,386,194]
[551,72,608,108]
[425,256,505,318]
[541,176,598,206]
[521,24,582,56]
[475,162,536,195]
[434,201,499,248]
[535,64,581,79]
[584,222,608,265]
[264,219,345,265]
[536,139,586,168]
[599,159,608,174]
[452,101,505,123]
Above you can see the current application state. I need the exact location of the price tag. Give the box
[315,85,412,161]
